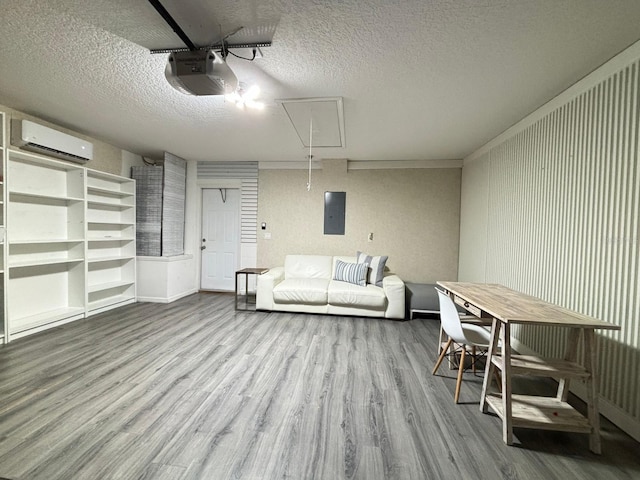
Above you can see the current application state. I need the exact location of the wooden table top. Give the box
[236,268,269,275]
[437,282,620,330]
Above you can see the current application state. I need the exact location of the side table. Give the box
[235,268,269,310]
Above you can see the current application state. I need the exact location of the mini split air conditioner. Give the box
[11,119,94,163]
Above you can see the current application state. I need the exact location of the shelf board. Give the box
[87,185,134,198]
[88,279,135,293]
[492,354,590,379]
[9,238,84,245]
[9,306,86,335]
[88,294,135,311]
[88,172,128,181]
[87,221,134,226]
[8,149,84,171]
[87,200,134,209]
[9,257,84,269]
[485,393,592,433]
[9,190,84,203]
[87,170,135,183]
[87,237,135,243]
[88,255,135,264]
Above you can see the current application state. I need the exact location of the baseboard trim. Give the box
[137,289,198,304]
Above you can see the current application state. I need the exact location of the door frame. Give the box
[196,179,242,291]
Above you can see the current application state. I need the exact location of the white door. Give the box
[200,188,240,291]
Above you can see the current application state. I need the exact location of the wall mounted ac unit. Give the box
[11,119,93,163]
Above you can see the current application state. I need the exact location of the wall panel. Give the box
[460,57,640,436]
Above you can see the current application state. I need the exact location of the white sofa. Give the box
[256,254,405,319]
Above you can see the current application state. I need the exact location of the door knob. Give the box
[201,245,206,250]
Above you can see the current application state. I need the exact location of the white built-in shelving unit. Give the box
[86,170,136,314]
[0,123,136,342]
[0,111,6,343]
[7,151,86,336]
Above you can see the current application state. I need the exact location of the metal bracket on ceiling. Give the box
[150,42,272,54]
[147,0,197,51]
[147,0,272,55]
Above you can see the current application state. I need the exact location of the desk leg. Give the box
[501,322,513,446]
[557,327,581,402]
[583,329,602,454]
[480,318,500,413]
[235,272,240,310]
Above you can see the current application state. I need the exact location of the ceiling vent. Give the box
[11,119,93,163]
[165,50,238,96]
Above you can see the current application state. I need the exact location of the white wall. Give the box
[120,150,144,177]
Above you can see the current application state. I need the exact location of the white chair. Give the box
[432,288,493,403]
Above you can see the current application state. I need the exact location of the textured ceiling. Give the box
[1,0,640,164]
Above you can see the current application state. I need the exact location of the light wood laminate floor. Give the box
[0,293,638,479]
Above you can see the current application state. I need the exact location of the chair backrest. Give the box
[436,288,467,344]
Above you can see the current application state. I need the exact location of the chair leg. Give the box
[454,347,466,403]
[433,338,453,375]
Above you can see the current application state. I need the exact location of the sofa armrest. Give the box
[383,274,406,319]
[256,267,285,310]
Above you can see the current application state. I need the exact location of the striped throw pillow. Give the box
[333,260,368,286]
[356,251,388,287]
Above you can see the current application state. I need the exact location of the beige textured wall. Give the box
[1,104,122,174]
[257,162,461,283]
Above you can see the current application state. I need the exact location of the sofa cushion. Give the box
[273,278,329,304]
[333,260,368,286]
[284,255,333,280]
[356,251,388,287]
[328,280,387,309]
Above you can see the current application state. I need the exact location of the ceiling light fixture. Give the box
[225,85,265,110]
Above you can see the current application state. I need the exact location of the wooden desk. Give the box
[437,281,620,454]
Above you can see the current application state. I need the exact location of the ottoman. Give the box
[405,283,468,319]
[405,283,440,319]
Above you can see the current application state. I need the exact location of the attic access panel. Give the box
[280,97,345,148]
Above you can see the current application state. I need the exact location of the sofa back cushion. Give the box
[284,255,333,280]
